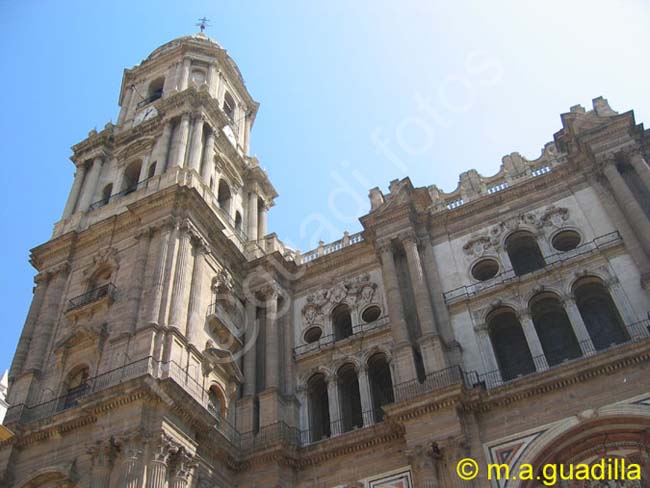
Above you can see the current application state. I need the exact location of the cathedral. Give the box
[1,31,650,488]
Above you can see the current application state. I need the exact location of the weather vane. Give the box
[196,17,210,33]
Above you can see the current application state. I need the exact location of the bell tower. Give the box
[3,29,281,487]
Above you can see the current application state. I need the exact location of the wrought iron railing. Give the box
[393,366,472,403]
[136,91,162,108]
[474,319,650,390]
[293,316,390,357]
[67,283,115,311]
[443,231,622,303]
[89,176,155,211]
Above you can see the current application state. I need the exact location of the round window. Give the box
[361,305,381,323]
[304,327,322,344]
[552,230,581,252]
[471,258,499,282]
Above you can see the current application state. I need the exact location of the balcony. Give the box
[66,283,116,312]
[206,302,243,349]
[474,318,650,389]
[293,316,390,358]
[443,231,623,304]
[88,176,156,212]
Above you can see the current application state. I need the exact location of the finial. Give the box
[196,17,210,33]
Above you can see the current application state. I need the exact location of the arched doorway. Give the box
[521,416,650,487]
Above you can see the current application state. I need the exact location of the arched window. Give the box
[488,308,536,381]
[89,266,112,291]
[207,385,226,418]
[529,294,582,366]
[122,160,142,194]
[234,211,243,232]
[337,364,363,433]
[223,91,236,122]
[217,179,232,215]
[100,183,113,206]
[368,353,394,422]
[62,366,90,410]
[574,278,629,351]
[332,304,353,341]
[505,231,546,276]
[147,161,156,179]
[307,373,330,442]
[147,77,164,103]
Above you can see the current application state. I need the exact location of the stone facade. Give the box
[2,32,650,488]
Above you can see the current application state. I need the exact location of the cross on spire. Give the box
[196,17,210,33]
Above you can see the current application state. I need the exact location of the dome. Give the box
[145,32,223,62]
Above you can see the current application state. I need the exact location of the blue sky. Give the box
[1,0,649,373]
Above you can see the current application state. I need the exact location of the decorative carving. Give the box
[462,235,493,256]
[302,274,379,328]
[538,205,570,228]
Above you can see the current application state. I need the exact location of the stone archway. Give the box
[519,417,650,488]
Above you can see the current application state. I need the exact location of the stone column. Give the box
[357,365,374,426]
[602,160,650,257]
[151,121,174,176]
[377,239,417,383]
[24,264,69,373]
[201,129,215,184]
[146,222,174,326]
[378,240,410,345]
[419,237,454,340]
[326,373,341,437]
[168,222,195,332]
[169,450,195,488]
[296,386,309,435]
[474,324,503,388]
[147,436,174,488]
[179,57,191,91]
[118,439,145,488]
[248,192,259,240]
[402,233,447,372]
[186,240,208,344]
[629,152,650,191]
[128,228,152,332]
[9,273,48,379]
[562,296,596,356]
[62,165,87,218]
[77,156,104,211]
[88,441,116,488]
[519,312,549,372]
[187,114,204,173]
[258,203,268,240]
[207,63,218,98]
[118,87,134,126]
[264,286,280,389]
[243,299,257,396]
[171,113,191,169]
[402,234,438,336]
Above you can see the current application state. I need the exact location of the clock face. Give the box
[133,106,158,126]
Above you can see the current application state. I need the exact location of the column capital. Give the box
[169,448,196,482]
[398,229,418,245]
[87,439,118,469]
[325,372,338,384]
[150,433,179,463]
[259,282,282,301]
[376,237,394,255]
